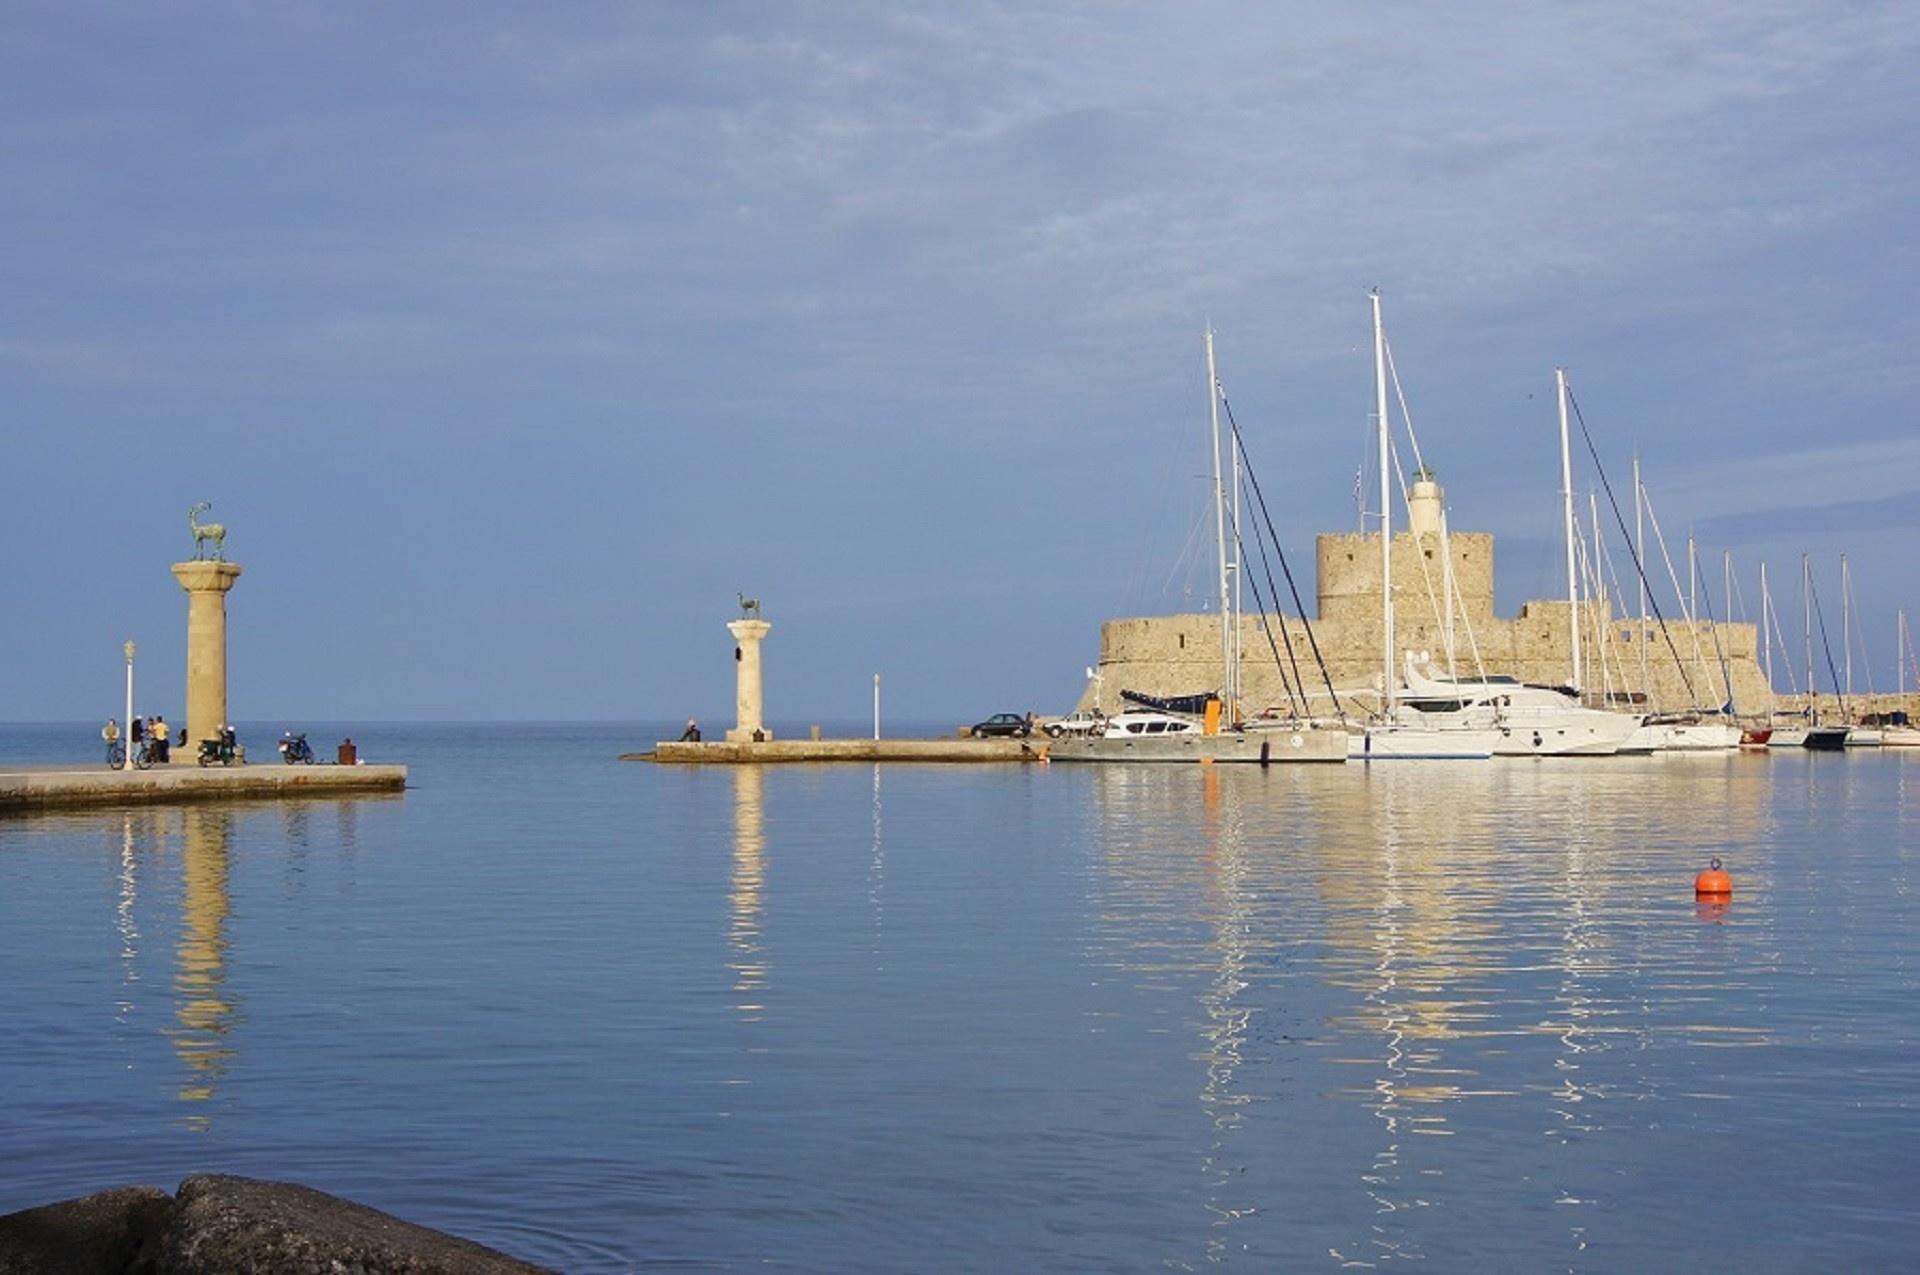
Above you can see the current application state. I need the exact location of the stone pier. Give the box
[172,560,242,748]
[726,618,773,743]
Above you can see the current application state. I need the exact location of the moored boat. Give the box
[1400,655,1638,756]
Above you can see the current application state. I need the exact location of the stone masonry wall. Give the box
[1080,527,1781,719]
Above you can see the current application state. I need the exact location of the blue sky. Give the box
[4,3,1916,723]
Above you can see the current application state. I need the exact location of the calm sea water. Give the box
[2,722,1917,1270]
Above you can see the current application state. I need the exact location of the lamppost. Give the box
[873,673,881,741]
[123,639,136,761]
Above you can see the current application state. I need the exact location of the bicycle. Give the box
[106,741,125,770]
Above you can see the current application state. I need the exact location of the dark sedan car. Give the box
[971,712,1032,738]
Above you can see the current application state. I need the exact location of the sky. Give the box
[4,2,1917,723]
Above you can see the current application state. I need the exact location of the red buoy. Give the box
[1694,857,1733,899]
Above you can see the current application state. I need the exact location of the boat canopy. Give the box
[1120,689,1219,715]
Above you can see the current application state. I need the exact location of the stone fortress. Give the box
[1077,472,1792,721]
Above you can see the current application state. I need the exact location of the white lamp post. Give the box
[123,639,136,763]
[873,673,881,741]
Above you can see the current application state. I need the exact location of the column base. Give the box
[724,727,775,743]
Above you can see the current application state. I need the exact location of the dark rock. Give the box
[0,1184,171,1275]
[160,1175,551,1274]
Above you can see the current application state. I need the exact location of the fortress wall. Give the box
[1316,531,1496,629]
[1083,528,1777,718]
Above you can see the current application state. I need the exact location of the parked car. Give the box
[1044,710,1107,738]
[971,712,1032,738]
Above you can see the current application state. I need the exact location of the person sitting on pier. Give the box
[678,717,702,742]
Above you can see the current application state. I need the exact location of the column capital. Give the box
[727,618,771,642]
[171,561,243,593]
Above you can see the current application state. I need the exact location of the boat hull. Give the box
[1623,721,1742,752]
[1845,728,1884,747]
[1349,727,1499,759]
[1488,714,1639,757]
[1803,726,1851,750]
[1048,728,1348,764]
[1882,727,1920,748]
[1768,728,1809,748]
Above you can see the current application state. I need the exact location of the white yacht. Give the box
[1399,654,1639,756]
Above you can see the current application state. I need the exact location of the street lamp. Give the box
[123,640,136,762]
[873,673,881,741]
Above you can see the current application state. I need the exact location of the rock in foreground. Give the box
[0,1176,551,1274]
[0,1186,170,1274]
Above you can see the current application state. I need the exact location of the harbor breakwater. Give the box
[0,763,407,814]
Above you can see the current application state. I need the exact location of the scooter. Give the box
[278,732,315,765]
[197,731,240,767]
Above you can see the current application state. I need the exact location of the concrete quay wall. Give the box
[0,763,408,814]
[639,738,1048,764]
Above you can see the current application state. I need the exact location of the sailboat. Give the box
[1348,292,1499,760]
[1839,556,1883,746]
[1380,369,1636,756]
[1051,329,1347,763]
[1885,610,1920,747]
[1798,555,1851,750]
[1614,472,1740,752]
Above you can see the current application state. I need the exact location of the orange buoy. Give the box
[1694,857,1733,899]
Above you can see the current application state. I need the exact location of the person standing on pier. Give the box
[149,714,169,763]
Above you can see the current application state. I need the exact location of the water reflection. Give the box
[869,765,885,962]
[114,813,142,1025]
[1196,766,1257,1260]
[729,767,767,1020]
[169,806,238,1129]
[1083,756,1789,1266]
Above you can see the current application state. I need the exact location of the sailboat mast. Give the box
[1557,368,1581,692]
[1688,533,1697,621]
[1634,454,1648,700]
[1761,561,1773,690]
[1803,553,1815,715]
[1232,412,1243,699]
[1440,507,1456,676]
[1372,291,1395,715]
[1590,488,1607,700]
[1205,326,1234,716]
[1842,553,1853,698]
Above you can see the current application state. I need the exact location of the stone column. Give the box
[171,561,243,748]
[726,618,773,742]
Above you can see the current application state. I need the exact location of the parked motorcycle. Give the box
[278,732,315,765]
[197,729,240,767]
